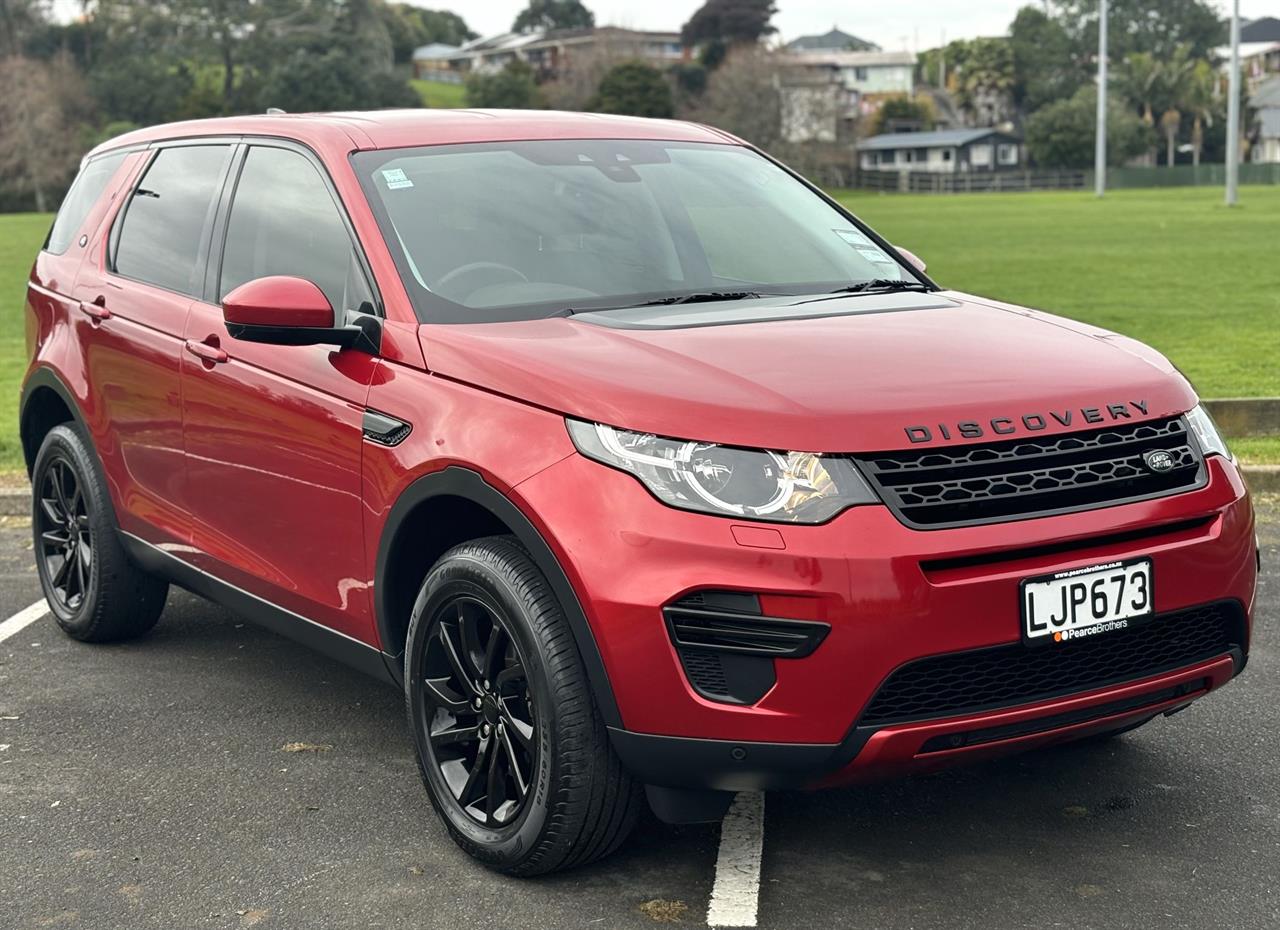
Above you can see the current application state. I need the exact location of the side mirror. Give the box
[222,276,370,349]
[895,247,927,275]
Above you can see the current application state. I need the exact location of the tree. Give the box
[1025,85,1152,168]
[379,3,474,64]
[684,48,782,149]
[681,0,776,49]
[512,0,593,34]
[1009,5,1084,115]
[1048,0,1224,62]
[589,61,673,118]
[465,59,545,109]
[1183,59,1217,168]
[946,37,1015,126]
[1154,45,1195,167]
[0,0,49,55]
[0,53,89,212]
[872,95,933,135]
[255,44,420,113]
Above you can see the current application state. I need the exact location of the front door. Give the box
[180,143,381,642]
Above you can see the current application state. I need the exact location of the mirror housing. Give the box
[222,276,373,350]
[895,247,927,275]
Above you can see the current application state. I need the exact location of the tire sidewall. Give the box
[32,424,106,634]
[405,556,558,867]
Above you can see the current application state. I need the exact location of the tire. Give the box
[32,423,168,642]
[404,535,641,875]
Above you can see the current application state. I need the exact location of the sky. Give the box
[47,1,1279,51]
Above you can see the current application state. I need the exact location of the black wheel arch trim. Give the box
[20,366,93,476]
[374,465,623,729]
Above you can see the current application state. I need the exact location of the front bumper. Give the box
[513,452,1257,789]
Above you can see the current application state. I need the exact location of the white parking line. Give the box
[0,600,50,644]
[706,791,765,928]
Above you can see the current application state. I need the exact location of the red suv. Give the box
[22,111,1258,875]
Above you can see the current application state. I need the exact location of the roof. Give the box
[411,43,459,60]
[1213,40,1280,62]
[1241,16,1280,43]
[87,110,740,160]
[857,128,1017,151]
[1254,75,1280,109]
[786,28,878,52]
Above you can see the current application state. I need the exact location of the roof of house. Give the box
[787,27,879,52]
[1241,16,1280,43]
[857,128,1016,151]
[411,43,459,60]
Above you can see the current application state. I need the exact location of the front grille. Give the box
[856,417,1205,528]
[859,602,1242,727]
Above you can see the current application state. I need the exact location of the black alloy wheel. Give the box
[419,594,538,828]
[36,455,93,613]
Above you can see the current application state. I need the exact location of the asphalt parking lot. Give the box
[1,498,1277,930]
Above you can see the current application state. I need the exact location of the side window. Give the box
[45,152,128,255]
[114,145,232,296]
[219,146,371,314]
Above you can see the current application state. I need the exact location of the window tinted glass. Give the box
[220,146,369,313]
[115,145,231,295]
[46,152,127,255]
[355,140,917,324]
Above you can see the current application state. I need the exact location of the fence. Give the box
[854,163,1280,194]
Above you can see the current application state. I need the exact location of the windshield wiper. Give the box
[638,290,763,306]
[828,279,931,294]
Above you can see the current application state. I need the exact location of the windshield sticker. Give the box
[834,228,874,247]
[381,168,414,190]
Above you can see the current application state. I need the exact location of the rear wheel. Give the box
[405,536,640,875]
[32,424,168,642]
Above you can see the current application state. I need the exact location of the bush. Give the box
[465,60,545,109]
[1025,85,1153,168]
[256,47,420,113]
[589,61,674,118]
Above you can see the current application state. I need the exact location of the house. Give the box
[786,27,879,53]
[1252,75,1280,163]
[412,43,461,80]
[779,50,916,142]
[857,128,1022,173]
[438,27,685,80]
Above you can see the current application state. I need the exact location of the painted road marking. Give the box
[707,791,765,927]
[0,600,50,644]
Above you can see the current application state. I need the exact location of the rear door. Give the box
[71,142,235,545]
[180,141,381,642]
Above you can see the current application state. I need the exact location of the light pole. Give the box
[1095,0,1108,197]
[1225,0,1241,205]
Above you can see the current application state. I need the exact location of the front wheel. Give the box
[404,536,640,875]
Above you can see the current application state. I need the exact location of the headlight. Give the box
[566,419,877,523]
[1186,404,1231,459]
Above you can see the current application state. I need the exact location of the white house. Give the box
[1253,76,1280,163]
[857,128,1023,174]
[779,50,916,143]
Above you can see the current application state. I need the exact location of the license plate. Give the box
[1021,558,1153,646]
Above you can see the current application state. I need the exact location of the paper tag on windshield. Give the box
[834,228,873,247]
[381,168,414,190]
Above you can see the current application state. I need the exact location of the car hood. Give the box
[418,290,1197,453]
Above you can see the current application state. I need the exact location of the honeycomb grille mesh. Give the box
[858,602,1241,727]
[856,417,1204,528]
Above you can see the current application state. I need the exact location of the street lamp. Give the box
[1225,0,1241,205]
[1095,0,1108,197]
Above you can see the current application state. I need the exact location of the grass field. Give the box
[411,78,466,109]
[1,185,1276,471]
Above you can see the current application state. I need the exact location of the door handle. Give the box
[184,338,228,364]
[79,297,111,321]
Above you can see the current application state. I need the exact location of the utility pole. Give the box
[1225,0,1241,205]
[1095,0,1108,197]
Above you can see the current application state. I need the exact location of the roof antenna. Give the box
[265,107,287,115]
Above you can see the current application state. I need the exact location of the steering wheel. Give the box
[436,262,529,300]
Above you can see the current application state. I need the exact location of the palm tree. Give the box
[1155,45,1195,168]
[1184,59,1217,169]
[1119,52,1161,165]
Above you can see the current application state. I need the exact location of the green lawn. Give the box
[1,186,1276,472]
[0,214,45,472]
[835,185,1280,399]
[411,78,466,109]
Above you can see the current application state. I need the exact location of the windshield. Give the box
[353,140,923,323]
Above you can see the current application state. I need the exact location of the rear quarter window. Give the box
[45,152,128,255]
